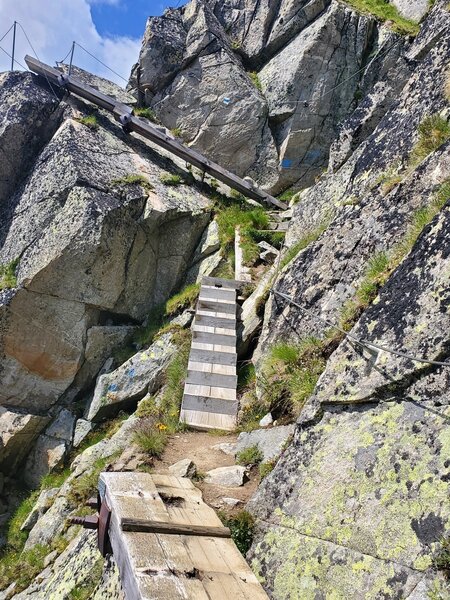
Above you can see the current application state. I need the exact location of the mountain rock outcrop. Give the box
[1,0,450,598]
[130,0,414,193]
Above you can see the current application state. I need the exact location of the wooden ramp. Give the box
[180,276,240,431]
[100,471,269,600]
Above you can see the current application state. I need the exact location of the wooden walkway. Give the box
[100,471,268,600]
[180,276,240,431]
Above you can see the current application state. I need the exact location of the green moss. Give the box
[343,0,419,34]
[0,258,19,290]
[409,114,450,168]
[248,71,262,92]
[111,173,154,192]
[433,537,450,577]
[236,445,263,466]
[76,114,99,130]
[277,188,298,204]
[160,172,183,186]
[133,106,158,123]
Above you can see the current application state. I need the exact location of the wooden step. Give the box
[186,370,238,389]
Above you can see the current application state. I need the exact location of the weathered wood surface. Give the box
[100,472,269,600]
[180,276,239,430]
[25,56,287,210]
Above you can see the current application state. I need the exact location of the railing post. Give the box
[68,41,75,76]
[10,21,16,71]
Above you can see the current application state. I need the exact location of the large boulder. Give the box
[0,72,211,436]
[0,407,48,472]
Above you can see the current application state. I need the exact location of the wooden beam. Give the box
[121,519,232,538]
[24,55,287,210]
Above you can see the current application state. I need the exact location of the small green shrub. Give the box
[171,128,183,138]
[160,172,183,186]
[409,114,450,167]
[136,395,159,418]
[248,71,262,92]
[259,460,276,479]
[277,188,298,204]
[343,0,419,35]
[433,537,450,577]
[133,106,158,123]
[77,115,99,130]
[111,173,153,192]
[132,419,168,457]
[219,511,255,555]
[231,39,242,50]
[0,258,19,290]
[236,445,263,466]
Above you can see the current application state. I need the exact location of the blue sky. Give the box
[91,1,186,39]
[0,0,187,84]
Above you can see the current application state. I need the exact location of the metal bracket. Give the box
[69,496,112,557]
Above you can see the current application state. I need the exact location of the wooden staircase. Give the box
[180,276,240,430]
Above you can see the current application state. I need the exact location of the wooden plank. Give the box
[189,348,237,366]
[192,323,235,335]
[184,383,236,400]
[195,314,236,329]
[100,473,269,598]
[198,298,236,314]
[186,370,237,389]
[180,408,237,430]
[121,519,231,538]
[182,395,238,415]
[188,361,235,375]
[199,287,236,302]
[201,276,243,289]
[192,330,236,347]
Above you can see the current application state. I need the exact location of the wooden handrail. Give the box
[24,55,287,210]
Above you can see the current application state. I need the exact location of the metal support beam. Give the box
[24,55,287,209]
[10,21,16,72]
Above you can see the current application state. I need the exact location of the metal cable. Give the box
[16,21,61,100]
[57,45,73,66]
[0,23,14,44]
[74,41,129,84]
[272,289,450,368]
[0,43,27,71]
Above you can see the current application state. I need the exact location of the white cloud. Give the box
[0,0,141,86]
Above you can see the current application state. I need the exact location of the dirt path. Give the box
[154,430,259,512]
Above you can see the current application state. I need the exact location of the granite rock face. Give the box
[248,2,450,597]
[131,0,413,192]
[0,70,211,477]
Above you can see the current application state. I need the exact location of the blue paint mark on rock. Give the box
[281,158,292,168]
[108,383,119,392]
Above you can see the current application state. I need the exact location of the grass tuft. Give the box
[132,418,168,457]
[433,537,450,577]
[236,445,263,466]
[76,115,99,130]
[248,71,262,92]
[259,459,276,479]
[160,172,183,186]
[343,0,419,34]
[133,106,158,123]
[165,283,200,316]
[409,114,450,168]
[281,219,329,269]
[111,173,153,192]
[0,258,19,290]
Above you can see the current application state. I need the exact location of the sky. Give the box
[0,0,186,85]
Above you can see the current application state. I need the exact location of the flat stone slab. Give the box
[205,465,248,487]
[168,458,197,478]
[236,424,295,462]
